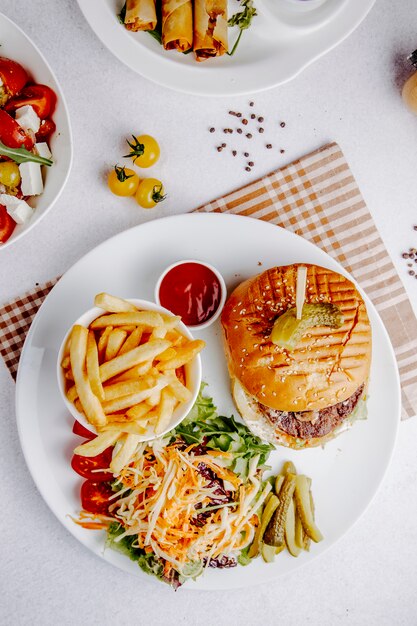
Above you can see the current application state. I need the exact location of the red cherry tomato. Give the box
[0,57,28,97]
[72,420,96,440]
[80,480,114,515]
[71,448,113,482]
[0,205,16,243]
[5,84,57,119]
[35,118,56,142]
[0,110,34,149]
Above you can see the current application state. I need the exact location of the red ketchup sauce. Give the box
[159,262,222,326]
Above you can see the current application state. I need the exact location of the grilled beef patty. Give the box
[259,384,364,440]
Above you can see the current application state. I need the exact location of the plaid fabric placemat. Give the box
[1,142,415,418]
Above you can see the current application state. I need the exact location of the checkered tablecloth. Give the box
[1,142,415,418]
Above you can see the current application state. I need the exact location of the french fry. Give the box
[110,360,153,383]
[155,388,177,435]
[94,292,138,313]
[156,347,177,362]
[126,402,152,420]
[74,430,119,457]
[102,381,169,414]
[99,339,170,383]
[176,366,186,385]
[103,380,148,402]
[70,325,107,429]
[110,434,141,473]
[160,314,182,329]
[91,311,164,330]
[66,385,78,403]
[74,398,84,414]
[86,330,105,402]
[65,369,74,381]
[158,340,205,371]
[105,328,127,361]
[146,389,161,406]
[166,370,192,403]
[97,325,113,363]
[150,326,167,340]
[119,325,137,333]
[117,326,143,356]
[104,421,150,435]
[61,355,71,369]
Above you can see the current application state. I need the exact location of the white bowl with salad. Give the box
[0,12,72,249]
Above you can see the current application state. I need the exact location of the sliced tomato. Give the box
[72,420,96,439]
[80,480,114,515]
[5,84,57,119]
[0,57,28,97]
[0,205,16,243]
[35,118,56,142]
[71,448,113,481]
[0,110,34,149]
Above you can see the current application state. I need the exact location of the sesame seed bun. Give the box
[221,264,372,413]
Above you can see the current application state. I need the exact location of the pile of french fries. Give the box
[62,293,205,470]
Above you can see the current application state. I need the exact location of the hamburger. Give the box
[221,264,371,449]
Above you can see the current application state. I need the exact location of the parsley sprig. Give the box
[228,0,257,56]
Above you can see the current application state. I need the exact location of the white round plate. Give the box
[16,213,400,590]
[0,12,73,249]
[76,0,375,96]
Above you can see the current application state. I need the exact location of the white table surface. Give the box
[1,0,417,624]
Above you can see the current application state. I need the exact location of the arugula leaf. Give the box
[228,0,257,56]
[173,385,273,479]
[0,141,52,166]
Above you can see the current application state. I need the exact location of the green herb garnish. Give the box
[0,141,53,167]
[228,0,257,56]
[147,29,163,45]
[118,1,127,24]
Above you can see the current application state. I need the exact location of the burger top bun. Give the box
[221,264,371,412]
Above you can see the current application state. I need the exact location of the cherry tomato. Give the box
[0,110,34,149]
[0,205,16,243]
[108,165,139,196]
[0,57,28,103]
[5,84,57,119]
[72,420,96,439]
[35,118,56,142]
[0,162,21,189]
[124,134,160,168]
[71,448,113,481]
[135,178,166,209]
[80,480,114,515]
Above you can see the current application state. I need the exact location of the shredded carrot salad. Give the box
[89,438,271,576]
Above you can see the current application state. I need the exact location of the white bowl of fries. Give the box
[57,293,204,446]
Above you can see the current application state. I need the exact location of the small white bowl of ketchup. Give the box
[155,260,226,330]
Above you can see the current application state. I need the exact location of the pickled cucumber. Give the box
[263,474,297,547]
[284,497,302,557]
[248,494,280,559]
[270,303,344,351]
[294,475,323,543]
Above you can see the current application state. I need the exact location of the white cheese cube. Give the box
[35,142,52,160]
[15,105,40,134]
[0,194,33,224]
[19,162,44,196]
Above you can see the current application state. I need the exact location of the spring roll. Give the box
[193,0,228,61]
[162,0,193,52]
[124,0,157,31]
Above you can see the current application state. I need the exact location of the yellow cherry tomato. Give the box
[0,161,21,189]
[135,178,166,209]
[125,134,160,168]
[107,165,139,197]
